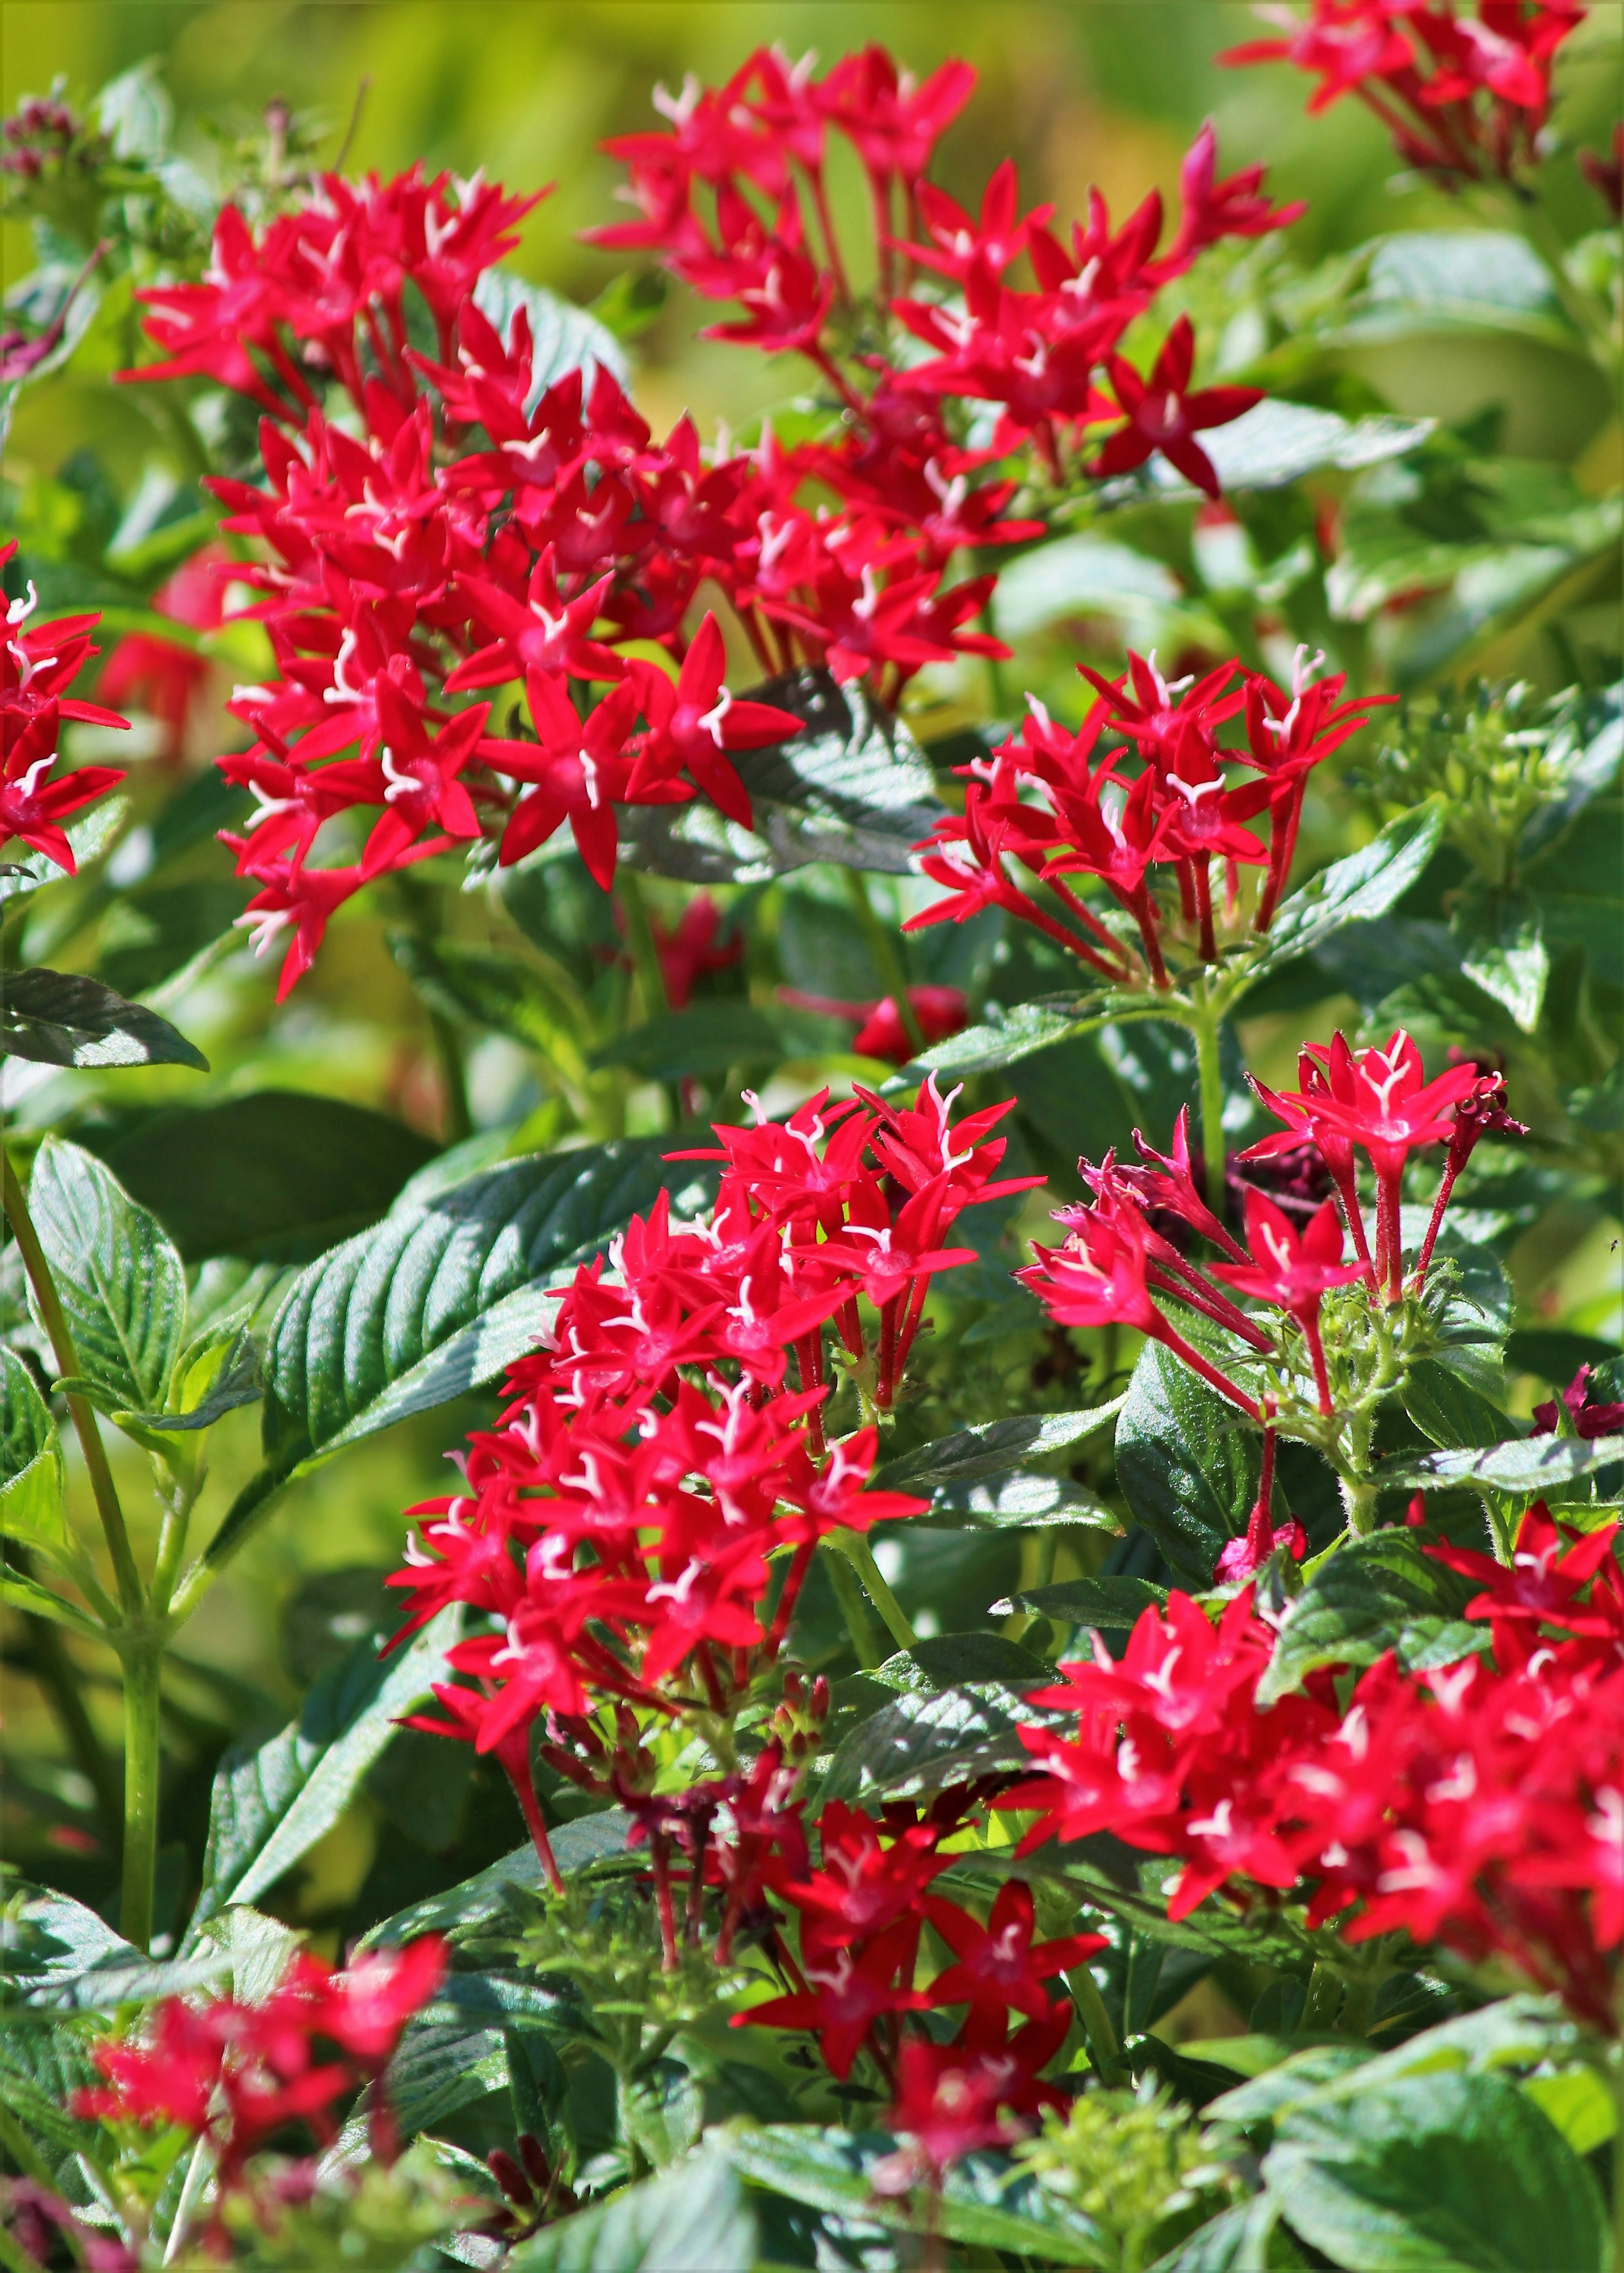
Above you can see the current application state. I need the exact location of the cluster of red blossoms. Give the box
[736,1795,1103,2182]
[0,539,128,872]
[593,48,1299,491]
[72,1940,445,2186]
[387,1078,1034,1889]
[1224,0,1585,181]
[909,648,1391,985]
[109,49,1303,999]
[1020,1033,1520,1474]
[1004,1501,1624,2031]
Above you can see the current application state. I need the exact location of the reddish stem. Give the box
[1152,1316,1264,1421]
[1193,858,1217,963]
[503,1757,564,1894]
[652,1834,679,1972]
[1301,1308,1334,1417]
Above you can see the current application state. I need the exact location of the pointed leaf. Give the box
[0,1347,67,1557]
[1256,1535,1478,1706]
[510,2148,757,2272]
[185,1609,458,1936]
[820,1683,1057,1806]
[995,1575,1169,1626]
[1114,1338,1261,1587]
[1383,1433,1624,1494]
[361,1810,635,1946]
[257,1139,718,1477]
[1254,804,1445,976]
[27,1138,187,1419]
[0,965,208,1070]
[1454,889,1548,1032]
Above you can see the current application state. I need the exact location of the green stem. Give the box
[1303,1961,1341,2030]
[168,1464,288,1625]
[837,1530,916,1654]
[119,1630,164,1953]
[0,1145,142,1614]
[1189,1007,1228,1222]
[1336,1969,1377,2040]
[429,1008,473,1145]
[823,1537,883,1669]
[615,870,669,1021]
[841,869,926,1057]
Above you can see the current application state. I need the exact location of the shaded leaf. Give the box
[0,965,208,1071]
[1115,1339,1260,1587]
[872,1634,1054,1690]
[184,1610,458,1938]
[724,2123,1106,2263]
[1098,401,1431,505]
[874,1405,1123,1492]
[1381,1433,1624,1494]
[996,1575,1170,1626]
[1254,805,1446,976]
[593,1000,788,1081]
[93,1091,439,1264]
[511,2148,756,2272]
[361,1811,634,1947]
[0,1347,67,1558]
[616,668,941,883]
[820,1683,1054,1806]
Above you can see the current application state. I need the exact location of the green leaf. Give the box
[593,1000,788,1081]
[92,1090,439,1264]
[0,2021,107,2178]
[0,1567,102,1640]
[872,1404,1124,1531]
[872,1634,1054,1690]
[1520,2069,1616,2158]
[384,2022,510,2135]
[28,1137,187,1419]
[361,1810,634,1946]
[1262,2070,1606,2273]
[721,2124,1108,2264]
[1254,805,1446,977]
[0,1348,67,1558]
[184,1610,458,1938]
[993,535,1207,644]
[473,268,627,402]
[1098,401,1431,505]
[1332,232,1575,351]
[1453,889,1548,1032]
[820,1683,1053,1806]
[1399,1360,1518,1453]
[996,1575,1170,1627]
[616,667,942,883]
[1,1882,225,2016]
[1256,1534,1478,1706]
[390,931,592,1068]
[1114,1339,1260,1587]
[1146,2195,1304,2271]
[0,966,208,1071]
[904,995,1123,1082]
[1380,1433,1624,1494]
[511,2148,757,2272]
[256,1139,716,1477]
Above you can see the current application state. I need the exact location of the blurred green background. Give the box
[3,0,1619,1932]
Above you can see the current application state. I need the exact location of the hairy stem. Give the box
[841,869,925,1055]
[1,1145,142,1614]
[119,1630,164,1952]
[836,1529,916,1654]
[1189,1008,1228,1222]
[823,1536,883,1668]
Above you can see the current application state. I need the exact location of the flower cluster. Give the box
[0,540,128,872]
[594,49,1300,493]
[1018,1035,1518,1480]
[738,1794,1102,2180]
[72,1939,445,2184]
[908,649,1391,986]
[1224,1,1586,181]
[388,1078,1034,1886]
[1004,1502,1624,2029]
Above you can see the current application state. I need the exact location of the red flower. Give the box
[631,612,800,826]
[1531,1366,1624,1443]
[480,672,643,886]
[0,704,126,873]
[1210,1190,1365,1414]
[737,1922,934,2078]
[97,545,230,763]
[923,1880,1105,2020]
[1091,317,1262,498]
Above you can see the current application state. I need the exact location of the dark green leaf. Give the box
[93,1090,439,1263]
[904,995,1125,1082]
[1262,2070,1606,2273]
[616,668,941,883]
[511,2148,756,2272]
[0,965,208,1071]
[874,1405,1123,1492]
[96,879,247,998]
[722,2125,1108,2264]
[872,1634,1054,1690]
[0,2022,107,2177]
[1400,1360,1518,1452]
[384,2022,510,2135]
[1254,805,1445,976]
[1115,1339,1260,1586]
[1,1883,226,2016]
[1381,1433,1624,1493]
[1147,2195,1305,2271]
[361,1810,634,1946]
[820,1683,1053,1806]
[258,1139,716,1476]
[28,1138,187,1418]
[594,1001,787,1080]
[1256,1534,1478,1705]
[184,1610,458,1938]
[996,1575,1170,1627]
